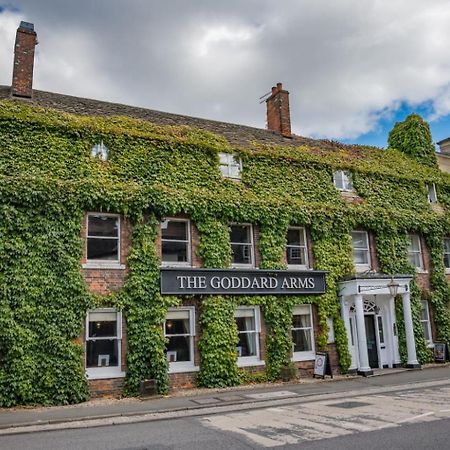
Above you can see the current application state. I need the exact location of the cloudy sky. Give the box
[1,0,450,147]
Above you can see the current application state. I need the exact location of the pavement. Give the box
[0,364,449,436]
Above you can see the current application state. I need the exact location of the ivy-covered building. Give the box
[1,22,450,405]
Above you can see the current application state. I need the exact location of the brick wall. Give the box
[89,378,125,398]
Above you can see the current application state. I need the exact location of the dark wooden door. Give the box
[364,315,379,368]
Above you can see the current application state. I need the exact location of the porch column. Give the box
[389,295,401,367]
[402,291,421,368]
[340,297,355,370]
[354,294,373,376]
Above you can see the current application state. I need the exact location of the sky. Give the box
[1,0,450,148]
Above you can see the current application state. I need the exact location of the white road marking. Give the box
[201,385,450,448]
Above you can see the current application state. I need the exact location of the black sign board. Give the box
[160,268,327,295]
[434,342,448,362]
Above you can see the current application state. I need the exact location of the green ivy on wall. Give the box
[1,99,450,405]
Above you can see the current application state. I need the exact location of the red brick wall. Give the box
[89,378,125,399]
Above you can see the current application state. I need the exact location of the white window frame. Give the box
[427,183,437,204]
[420,300,433,347]
[408,233,424,271]
[286,226,309,269]
[219,152,242,180]
[83,213,124,269]
[165,307,197,373]
[85,309,124,380]
[444,238,450,273]
[333,170,353,192]
[351,230,371,272]
[230,223,255,268]
[235,306,263,367]
[291,304,315,361]
[160,218,192,267]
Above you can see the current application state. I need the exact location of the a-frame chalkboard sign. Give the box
[313,352,333,379]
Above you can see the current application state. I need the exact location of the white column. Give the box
[354,294,372,375]
[402,292,421,368]
[341,297,356,370]
[389,295,401,367]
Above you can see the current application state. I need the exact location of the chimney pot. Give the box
[266,82,292,138]
[11,21,38,98]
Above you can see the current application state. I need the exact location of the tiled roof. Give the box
[0,85,367,153]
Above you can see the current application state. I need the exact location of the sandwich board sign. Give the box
[314,352,333,379]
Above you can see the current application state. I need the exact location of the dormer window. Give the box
[334,170,353,192]
[427,183,437,203]
[219,152,242,179]
[91,141,109,161]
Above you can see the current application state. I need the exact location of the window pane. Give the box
[229,163,241,178]
[408,252,421,268]
[162,221,188,241]
[444,238,450,253]
[237,332,257,357]
[231,244,252,264]
[86,340,119,367]
[230,225,251,243]
[88,216,118,237]
[344,172,353,191]
[219,152,230,165]
[334,171,343,189]
[444,253,450,269]
[351,232,367,249]
[408,235,420,252]
[162,241,188,263]
[287,247,306,265]
[353,249,369,265]
[287,228,306,246]
[377,316,384,344]
[236,316,255,332]
[422,323,431,341]
[420,301,429,321]
[292,313,311,329]
[292,329,312,352]
[166,336,191,362]
[88,319,117,338]
[165,318,190,335]
[87,238,118,260]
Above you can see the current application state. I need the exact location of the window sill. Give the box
[415,268,428,274]
[160,262,192,268]
[287,265,310,271]
[292,352,315,362]
[445,269,450,275]
[168,364,199,374]
[82,262,126,270]
[355,265,371,273]
[230,264,255,269]
[237,359,265,368]
[86,369,125,380]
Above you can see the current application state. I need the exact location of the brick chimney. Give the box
[266,82,291,137]
[11,21,38,98]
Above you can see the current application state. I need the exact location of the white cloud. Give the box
[2,1,450,140]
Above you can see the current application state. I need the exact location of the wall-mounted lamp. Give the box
[387,278,400,297]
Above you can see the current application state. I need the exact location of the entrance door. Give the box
[364,315,379,368]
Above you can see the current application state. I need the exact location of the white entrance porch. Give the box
[339,275,420,376]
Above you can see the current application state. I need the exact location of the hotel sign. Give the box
[160,268,327,295]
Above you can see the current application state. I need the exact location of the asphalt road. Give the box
[1,372,450,449]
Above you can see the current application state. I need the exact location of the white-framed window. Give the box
[165,307,196,373]
[420,300,432,346]
[235,306,262,366]
[351,230,371,271]
[407,234,423,270]
[85,213,121,268]
[219,152,242,180]
[443,238,450,272]
[427,183,437,204]
[291,305,315,361]
[230,224,254,267]
[333,170,353,192]
[161,218,191,266]
[286,227,309,268]
[85,309,124,379]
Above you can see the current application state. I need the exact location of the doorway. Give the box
[364,315,379,368]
